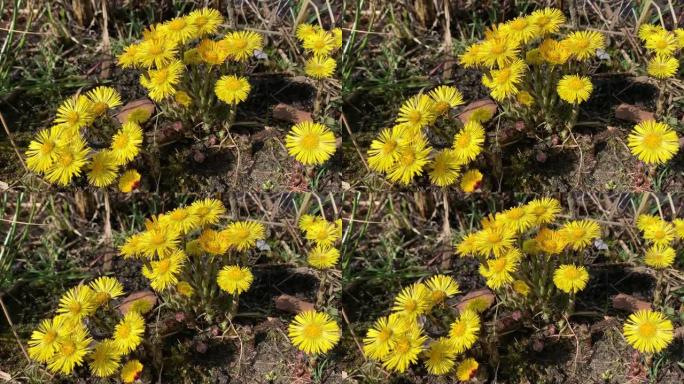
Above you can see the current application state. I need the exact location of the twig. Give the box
[0,295,30,363]
[0,112,28,173]
[341,307,366,361]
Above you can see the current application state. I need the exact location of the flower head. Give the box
[26,125,65,173]
[119,169,141,193]
[387,135,431,185]
[121,359,144,383]
[363,313,408,360]
[553,264,589,293]
[367,126,405,172]
[112,311,145,353]
[381,328,426,373]
[214,75,251,104]
[392,282,430,319]
[647,55,679,79]
[305,55,337,79]
[89,340,120,377]
[47,325,92,374]
[396,95,436,131]
[428,150,461,187]
[425,274,460,305]
[87,150,118,187]
[285,121,337,165]
[563,30,605,60]
[28,317,66,362]
[424,338,457,375]
[86,86,122,116]
[623,310,674,353]
[55,95,93,131]
[142,249,186,291]
[456,358,479,381]
[452,120,485,162]
[628,120,679,164]
[644,245,676,269]
[645,31,677,56]
[188,8,223,36]
[558,220,601,250]
[217,265,253,295]
[138,38,177,68]
[45,137,90,186]
[449,310,480,353]
[557,74,593,104]
[307,246,340,269]
[530,8,565,35]
[222,31,263,61]
[57,285,96,323]
[460,169,483,192]
[288,310,341,355]
[221,221,265,251]
[89,276,124,306]
[428,85,464,115]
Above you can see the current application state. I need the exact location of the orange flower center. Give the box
[300,133,320,149]
[303,323,322,338]
[638,322,656,337]
[642,133,663,149]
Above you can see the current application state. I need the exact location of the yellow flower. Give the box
[459,43,484,68]
[304,55,337,79]
[89,276,124,306]
[456,233,478,257]
[302,29,336,56]
[381,328,426,373]
[387,135,431,185]
[87,150,118,187]
[119,233,144,259]
[117,43,142,68]
[562,30,605,61]
[296,24,320,42]
[460,169,483,193]
[89,340,120,377]
[118,169,141,193]
[467,107,494,123]
[428,85,464,115]
[512,279,530,296]
[516,90,534,106]
[499,206,534,233]
[425,274,460,305]
[217,265,254,295]
[479,37,519,68]
[647,55,679,79]
[474,225,515,258]
[121,359,143,383]
[623,310,674,353]
[553,264,589,293]
[112,311,145,353]
[47,325,92,374]
[526,197,561,225]
[140,59,184,101]
[675,28,684,48]
[456,358,479,381]
[502,16,540,44]
[644,245,675,269]
[482,58,527,101]
[142,249,186,291]
[162,207,200,234]
[452,120,485,163]
[175,281,194,297]
[305,218,340,246]
[191,198,225,226]
[56,285,96,323]
[197,38,229,65]
[26,125,65,173]
[530,7,565,35]
[86,86,122,117]
[536,228,567,254]
[288,310,341,355]
[428,150,461,187]
[449,310,480,353]
[645,31,677,56]
[221,221,265,251]
[367,125,406,172]
[188,8,223,36]
[54,95,93,131]
[539,39,571,65]
[557,74,593,104]
[110,121,143,165]
[28,317,66,363]
[479,248,521,289]
[638,24,666,42]
[222,31,263,61]
[643,219,676,246]
[139,220,180,258]
[673,218,684,239]
[396,94,436,131]
[174,90,192,107]
[298,214,318,232]
[285,121,337,165]
[125,106,152,124]
[424,338,457,375]
[628,120,679,165]
[160,16,197,44]
[363,313,408,360]
[392,282,430,319]
[558,220,601,250]
[307,246,340,269]
[637,214,662,232]
[138,38,177,68]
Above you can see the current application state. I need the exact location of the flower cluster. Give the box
[362,274,480,379]
[25,88,142,190]
[366,86,484,189]
[119,198,266,316]
[460,8,603,131]
[635,214,683,269]
[117,8,260,123]
[638,24,683,79]
[28,277,145,382]
[457,198,601,315]
[295,24,342,80]
[298,214,343,269]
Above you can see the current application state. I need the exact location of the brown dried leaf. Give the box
[115,98,155,125]
[457,99,497,124]
[118,290,157,315]
[456,288,495,313]
[615,103,654,123]
[275,294,314,314]
[612,293,651,312]
[272,103,313,124]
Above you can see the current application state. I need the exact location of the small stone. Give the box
[615,103,654,123]
[612,293,652,312]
